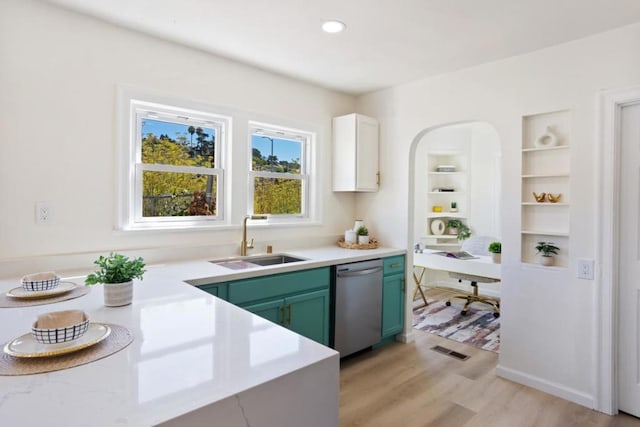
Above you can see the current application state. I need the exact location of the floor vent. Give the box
[431,345,470,361]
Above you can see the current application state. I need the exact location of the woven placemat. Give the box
[0,283,90,308]
[0,324,133,376]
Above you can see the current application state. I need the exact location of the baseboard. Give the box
[496,365,595,409]
[397,330,414,343]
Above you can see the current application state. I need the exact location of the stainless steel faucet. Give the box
[241,215,267,256]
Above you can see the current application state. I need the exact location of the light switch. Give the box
[576,259,594,280]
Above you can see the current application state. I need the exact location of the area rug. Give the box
[412,301,500,353]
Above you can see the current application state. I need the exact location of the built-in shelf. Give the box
[521,110,571,267]
[421,234,458,240]
[521,230,570,237]
[427,191,465,195]
[522,173,570,179]
[428,172,465,176]
[522,145,570,153]
[427,212,465,219]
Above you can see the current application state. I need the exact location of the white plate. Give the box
[4,323,111,358]
[6,281,77,299]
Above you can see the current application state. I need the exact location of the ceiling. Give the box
[43,0,640,95]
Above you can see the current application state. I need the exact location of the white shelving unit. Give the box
[422,150,469,249]
[521,110,570,267]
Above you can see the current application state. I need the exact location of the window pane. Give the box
[142,171,217,217]
[251,135,301,173]
[142,119,216,168]
[253,177,301,215]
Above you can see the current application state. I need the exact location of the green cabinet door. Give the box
[242,299,284,325]
[381,274,405,338]
[285,289,330,346]
[199,282,229,300]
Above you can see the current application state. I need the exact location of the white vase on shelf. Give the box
[534,126,559,148]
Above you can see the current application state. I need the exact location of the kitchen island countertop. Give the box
[0,245,404,426]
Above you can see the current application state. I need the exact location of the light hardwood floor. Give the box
[339,290,640,427]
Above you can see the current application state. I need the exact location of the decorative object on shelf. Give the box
[353,220,364,231]
[430,219,446,235]
[433,187,455,192]
[450,201,458,212]
[535,241,559,266]
[436,165,456,172]
[533,192,547,202]
[337,237,379,249]
[487,242,502,264]
[356,225,369,245]
[344,229,357,244]
[446,219,471,240]
[432,205,443,212]
[534,126,559,148]
[85,253,146,307]
[547,193,562,203]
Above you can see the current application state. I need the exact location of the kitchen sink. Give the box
[211,254,307,270]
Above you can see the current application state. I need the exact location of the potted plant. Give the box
[450,201,458,212]
[446,219,471,240]
[356,225,369,245]
[535,241,559,266]
[85,253,146,307]
[488,241,501,264]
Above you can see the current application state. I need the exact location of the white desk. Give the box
[412,250,501,307]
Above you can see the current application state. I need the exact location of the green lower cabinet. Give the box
[199,282,228,300]
[286,289,330,346]
[242,289,330,346]
[243,299,284,325]
[381,255,405,339]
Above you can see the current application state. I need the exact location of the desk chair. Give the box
[445,236,501,318]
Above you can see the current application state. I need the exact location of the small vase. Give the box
[448,227,458,236]
[358,235,369,245]
[491,253,501,264]
[534,126,559,148]
[540,256,555,267]
[104,281,133,307]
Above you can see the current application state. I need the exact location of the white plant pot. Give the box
[103,281,133,307]
[491,253,501,264]
[540,255,555,267]
[448,227,458,235]
[358,235,370,245]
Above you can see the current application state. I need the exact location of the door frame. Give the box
[597,86,640,414]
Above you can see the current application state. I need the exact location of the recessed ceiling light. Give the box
[322,20,346,34]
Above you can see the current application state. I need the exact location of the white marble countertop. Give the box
[0,245,404,426]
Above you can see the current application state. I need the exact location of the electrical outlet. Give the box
[36,201,52,224]
[576,259,594,280]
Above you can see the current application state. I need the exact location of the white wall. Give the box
[0,0,356,275]
[357,23,640,408]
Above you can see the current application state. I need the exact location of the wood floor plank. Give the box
[339,290,640,426]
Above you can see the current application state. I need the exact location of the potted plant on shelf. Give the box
[535,241,559,266]
[356,225,369,245]
[85,253,146,307]
[488,241,502,264]
[450,201,458,212]
[446,219,471,240]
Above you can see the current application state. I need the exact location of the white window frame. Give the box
[118,89,230,231]
[248,121,314,223]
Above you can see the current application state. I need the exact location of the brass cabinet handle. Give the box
[287,304,292,325]
[376,172,381,185]
[280,306,286,325]
[390,263,402,268]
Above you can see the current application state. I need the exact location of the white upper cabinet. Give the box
[332,113,379,192]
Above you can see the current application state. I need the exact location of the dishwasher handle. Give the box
[336,266,383,277]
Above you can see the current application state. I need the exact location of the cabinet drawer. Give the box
[383,256,405,276]
[228,267,330,305]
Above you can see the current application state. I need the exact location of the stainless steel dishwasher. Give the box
[334,259,383,357]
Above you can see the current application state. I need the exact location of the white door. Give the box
[619,101,640,417]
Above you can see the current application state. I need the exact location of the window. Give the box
[120,95,229,230]
[248,122,312,219]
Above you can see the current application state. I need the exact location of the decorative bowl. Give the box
[32,310,90,344]
[21,271,60,292]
